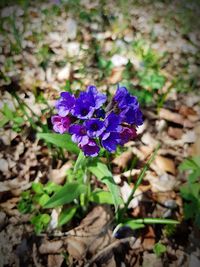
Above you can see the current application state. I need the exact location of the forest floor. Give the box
[0,0,200,266]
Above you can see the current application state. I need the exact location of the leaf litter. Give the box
[0,0,200,266]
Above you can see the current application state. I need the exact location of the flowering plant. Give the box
[51,85,143,157]
[18,84,179,234]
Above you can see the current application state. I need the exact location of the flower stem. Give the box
[117,143,160,222]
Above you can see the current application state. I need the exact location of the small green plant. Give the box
[153,242,167,257]
[18,85,179,235]
[163,224,177,237]
[36,45,53,70]
[0,103,24,132]
[179,156,200,227]
[121,39,168,107]
[18,181,62,233]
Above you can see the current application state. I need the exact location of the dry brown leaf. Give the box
[189,123,200,156]
[0,158,9,173]
[142,252,162,267]
[168,127,183,139]
[154,155,176,175]
[159,108,183,124]
[0,178,31,193]
[86,237,140,267]
[142,226,155,250]
[120,182,142,209]
[112,150,133,169]
[145,172,178,192]
[139,145,153,158]
[39,240,63,254]
[141,132,159,148]
[49,161,72,184]
[179,105,197,117]
[108,67,124,84]
[48,255,64,267]
[64,205,113,260]
[159,108,194,128]
[33,243,45,267]
[131,146,146,160]
[57,64,71,81]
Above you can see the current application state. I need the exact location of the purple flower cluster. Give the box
[51,85,143,157]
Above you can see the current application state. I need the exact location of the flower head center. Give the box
[81,108,89,116]
[91,123,99,131]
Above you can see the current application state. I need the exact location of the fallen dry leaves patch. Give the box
[0,0,200,266]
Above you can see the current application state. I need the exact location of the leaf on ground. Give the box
[142,226,156,250]
[39,240,63,254]
[154,155,176,175]
[112,150,133,169]
[48,255,64,267]
[64,205,114,260]
[48,161,72,184]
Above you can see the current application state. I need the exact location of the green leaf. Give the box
[179,158,199,171]
[89,161,112,179]
[89,161,121,210]
[38,194,50,207]
[32,182,44,195]
[17,199,33,214]
[153,242,167,257]
[194,211,200,227]
[0,116,9,128]
[44,182,87,208]
[123,220,145,230]
[37,133,79,154]
[43,181,61,195]
[184,202,196,219]
[2,103,14,120]
[58,206,77,227]
[138,70,165,90]
[31,214,50,234]
[125,218,179,225]
[74,150,87,172]
[188,169,200,183]
[90,190,123,205]
[13,117,24,125]
[192,157,200,167]
[180,183,200,200]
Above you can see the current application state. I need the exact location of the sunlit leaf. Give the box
[89,161,121,210]
[58,206,77,226]
[74,150,87,172]
[153,242,167,257]
[37,133,79,154]
[44,182,87,208]
[90,190,123,205]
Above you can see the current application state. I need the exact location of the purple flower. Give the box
[84,118,105,138]
[87,85,107,109]
[51,115,71,134]
[104,112,122,133]
[120,106,143,126]
[69,124,89,146]
[55,92,75,117]
[72,86,107,119]
[119,127,137,145]
[101,132,120,152]
[52,84,143,157]
[114,86,139,109]
[94,108,105,119]
[72,100,95,119]
[80,139,100,157]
